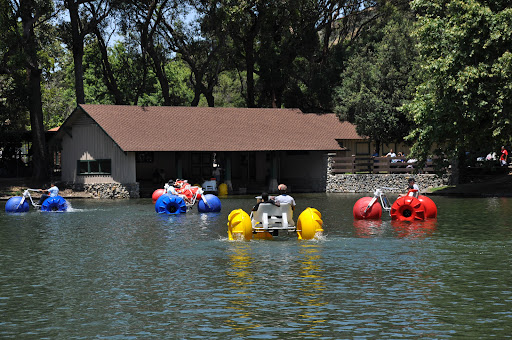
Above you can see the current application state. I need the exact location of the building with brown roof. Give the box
[52,104,368,197]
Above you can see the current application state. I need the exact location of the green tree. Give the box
[198,70,246,107]
[405,0,512,170]
[41,35,76,129]
[0,0,56,181]
[334,5,417,148]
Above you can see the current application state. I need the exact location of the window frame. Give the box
[77,159,112,175]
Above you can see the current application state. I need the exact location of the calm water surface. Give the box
[1,194,511,339]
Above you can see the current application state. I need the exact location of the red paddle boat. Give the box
[353,188,437,221]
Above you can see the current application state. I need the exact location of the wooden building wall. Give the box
[60,113,136,184]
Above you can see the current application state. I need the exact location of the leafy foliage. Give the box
[1,0,512,180]
[405,0,512,164]
[334,5,418,146]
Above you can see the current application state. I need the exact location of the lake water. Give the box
[1,194,511,339]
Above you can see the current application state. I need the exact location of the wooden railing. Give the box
[331,156,436,174]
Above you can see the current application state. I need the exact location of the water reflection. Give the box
[224,243,258,335]
[2,196,512,338]
[353,219,383,238]
[297,243,326,337]
[353,219,437,239]
[391,220,437,239]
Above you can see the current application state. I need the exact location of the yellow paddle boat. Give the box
[227,201,323,241]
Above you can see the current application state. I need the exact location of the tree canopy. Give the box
[334,4,418,149]
[405,0,512,165]
[1,0,511,179]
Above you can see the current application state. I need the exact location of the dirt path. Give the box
[0,178,93,200]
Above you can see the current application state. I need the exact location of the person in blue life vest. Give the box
[38,183,59,205]
[273,184,296,211]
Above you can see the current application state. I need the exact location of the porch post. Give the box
[176,153,183,179]
[269,151,278,192]
[225,153,232,190]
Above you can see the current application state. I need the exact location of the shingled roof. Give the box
[63,104,362,152]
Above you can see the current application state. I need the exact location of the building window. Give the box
[77,159,111,175]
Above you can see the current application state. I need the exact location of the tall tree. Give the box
[405,0,512,171]
[284,0,370,112]
[334,4,417,149]
[213,0,260,107]
[161,1,226,107]
[212,0,396,110]
[60,0,115,104]
[119,0,169,105]
[1,0,56,181]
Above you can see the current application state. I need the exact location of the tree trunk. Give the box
[147,41,171,106]
[67,0,86,104]
[244,38,255,108]
[20,0,49,181]
[27,66,49,181]
[94,28,125,104]
[204,90,215,107]
[190,81,201,106]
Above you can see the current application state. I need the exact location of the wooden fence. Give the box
[331,156,436,174]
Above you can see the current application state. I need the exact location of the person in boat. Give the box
[273,184,296,211]
[38,183,59,205]
[398,178,420,197]
[252,192,279,211]
[398,178,420,198]
[408,178,419,191]
[164,180,178,195]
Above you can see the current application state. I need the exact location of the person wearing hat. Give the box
[274,184,296,210]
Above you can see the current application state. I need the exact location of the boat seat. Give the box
[251,203,295,230]
[202,180,217,192]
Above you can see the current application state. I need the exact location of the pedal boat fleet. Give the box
[5,180,437,240]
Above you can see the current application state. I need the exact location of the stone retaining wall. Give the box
[326,155,451,193]
[67,182,140,199]
[326,173,451,193]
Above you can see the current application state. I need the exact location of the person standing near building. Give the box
[500,146,508,166]
[213,166,221,183]
[273,184,296,211]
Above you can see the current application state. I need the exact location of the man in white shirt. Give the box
[47,184,59,197]
[273,184,296,211]
[38,183,59,205]
[399,178,420,198]
[385,149,396,157]
[408,178,419,191]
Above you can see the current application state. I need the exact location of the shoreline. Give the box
[2,174,512,200]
